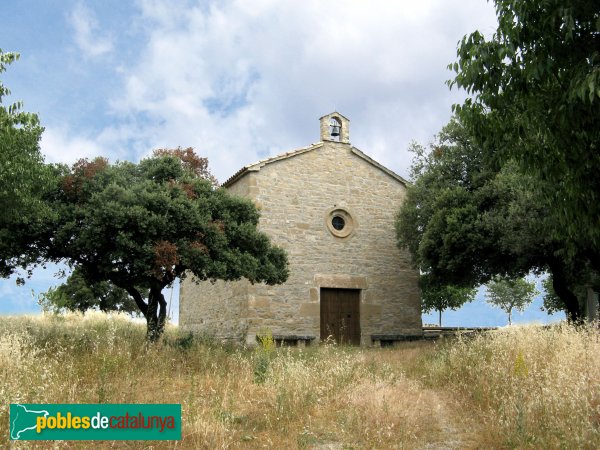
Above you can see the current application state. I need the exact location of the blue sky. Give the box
[0,0,564,325]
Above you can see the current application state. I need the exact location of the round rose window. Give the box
[325,207,356,238]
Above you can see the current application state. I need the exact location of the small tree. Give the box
[420,276,476,327]
[486,276,538,325]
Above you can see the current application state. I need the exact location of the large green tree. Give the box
[0,50,55,278]
[396,119,584,321]
[450,0,600,267]
[396,120,528,287]
[42,149,288,340]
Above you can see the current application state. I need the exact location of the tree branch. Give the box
[124,285,149,318]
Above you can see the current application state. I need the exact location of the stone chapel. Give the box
[179,112,422,346]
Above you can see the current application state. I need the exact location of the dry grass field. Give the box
[0,313,599,449]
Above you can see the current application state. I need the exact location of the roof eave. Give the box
[350,147,409,186]
[221,143,324,188]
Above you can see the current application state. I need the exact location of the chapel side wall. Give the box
[179,278,249,341]
[245,142,421,345]
[179,174,254,341]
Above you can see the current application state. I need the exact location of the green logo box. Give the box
[10,404,181,440]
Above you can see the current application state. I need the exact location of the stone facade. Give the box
[180,112,422,345]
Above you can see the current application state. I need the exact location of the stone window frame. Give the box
[325,207,357,238]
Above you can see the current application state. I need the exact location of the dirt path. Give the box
[414,388,482,450]
[310,374,484,450]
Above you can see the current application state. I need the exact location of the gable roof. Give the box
[222,142,409,187]
[319,111,350,122]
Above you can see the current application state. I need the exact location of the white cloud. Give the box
[41,0,498,182]
[68,3,113,58]
[41,126,114,165]
[101,0,498,182]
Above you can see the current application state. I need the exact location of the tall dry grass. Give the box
[0,313,444,449]
[417,324,600,449]
[0,314,598,449]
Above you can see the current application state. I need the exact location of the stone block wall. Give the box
[180,139,422,345]
[179,278,249,341]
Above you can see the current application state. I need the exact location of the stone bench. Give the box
[370,333,426,347]
[271,335,316,347]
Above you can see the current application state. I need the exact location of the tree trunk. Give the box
[124,286,149,317]
[548,258,582,323]
[146,289,159,342]
[146,284,168,342]
[438,309,442,327]
[508,308,512,326]
[118,281,168,342]
[155,285,168,338]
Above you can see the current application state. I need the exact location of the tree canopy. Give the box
[399,0,600,322]
[0,50,55,278]
[449,0,600,266]
[396,119,584,321]
[38,267,139,315]
[41,149,289,340]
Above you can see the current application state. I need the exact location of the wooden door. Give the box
[320,288,361,345]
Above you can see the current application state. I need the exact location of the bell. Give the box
[331,125,340,137]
